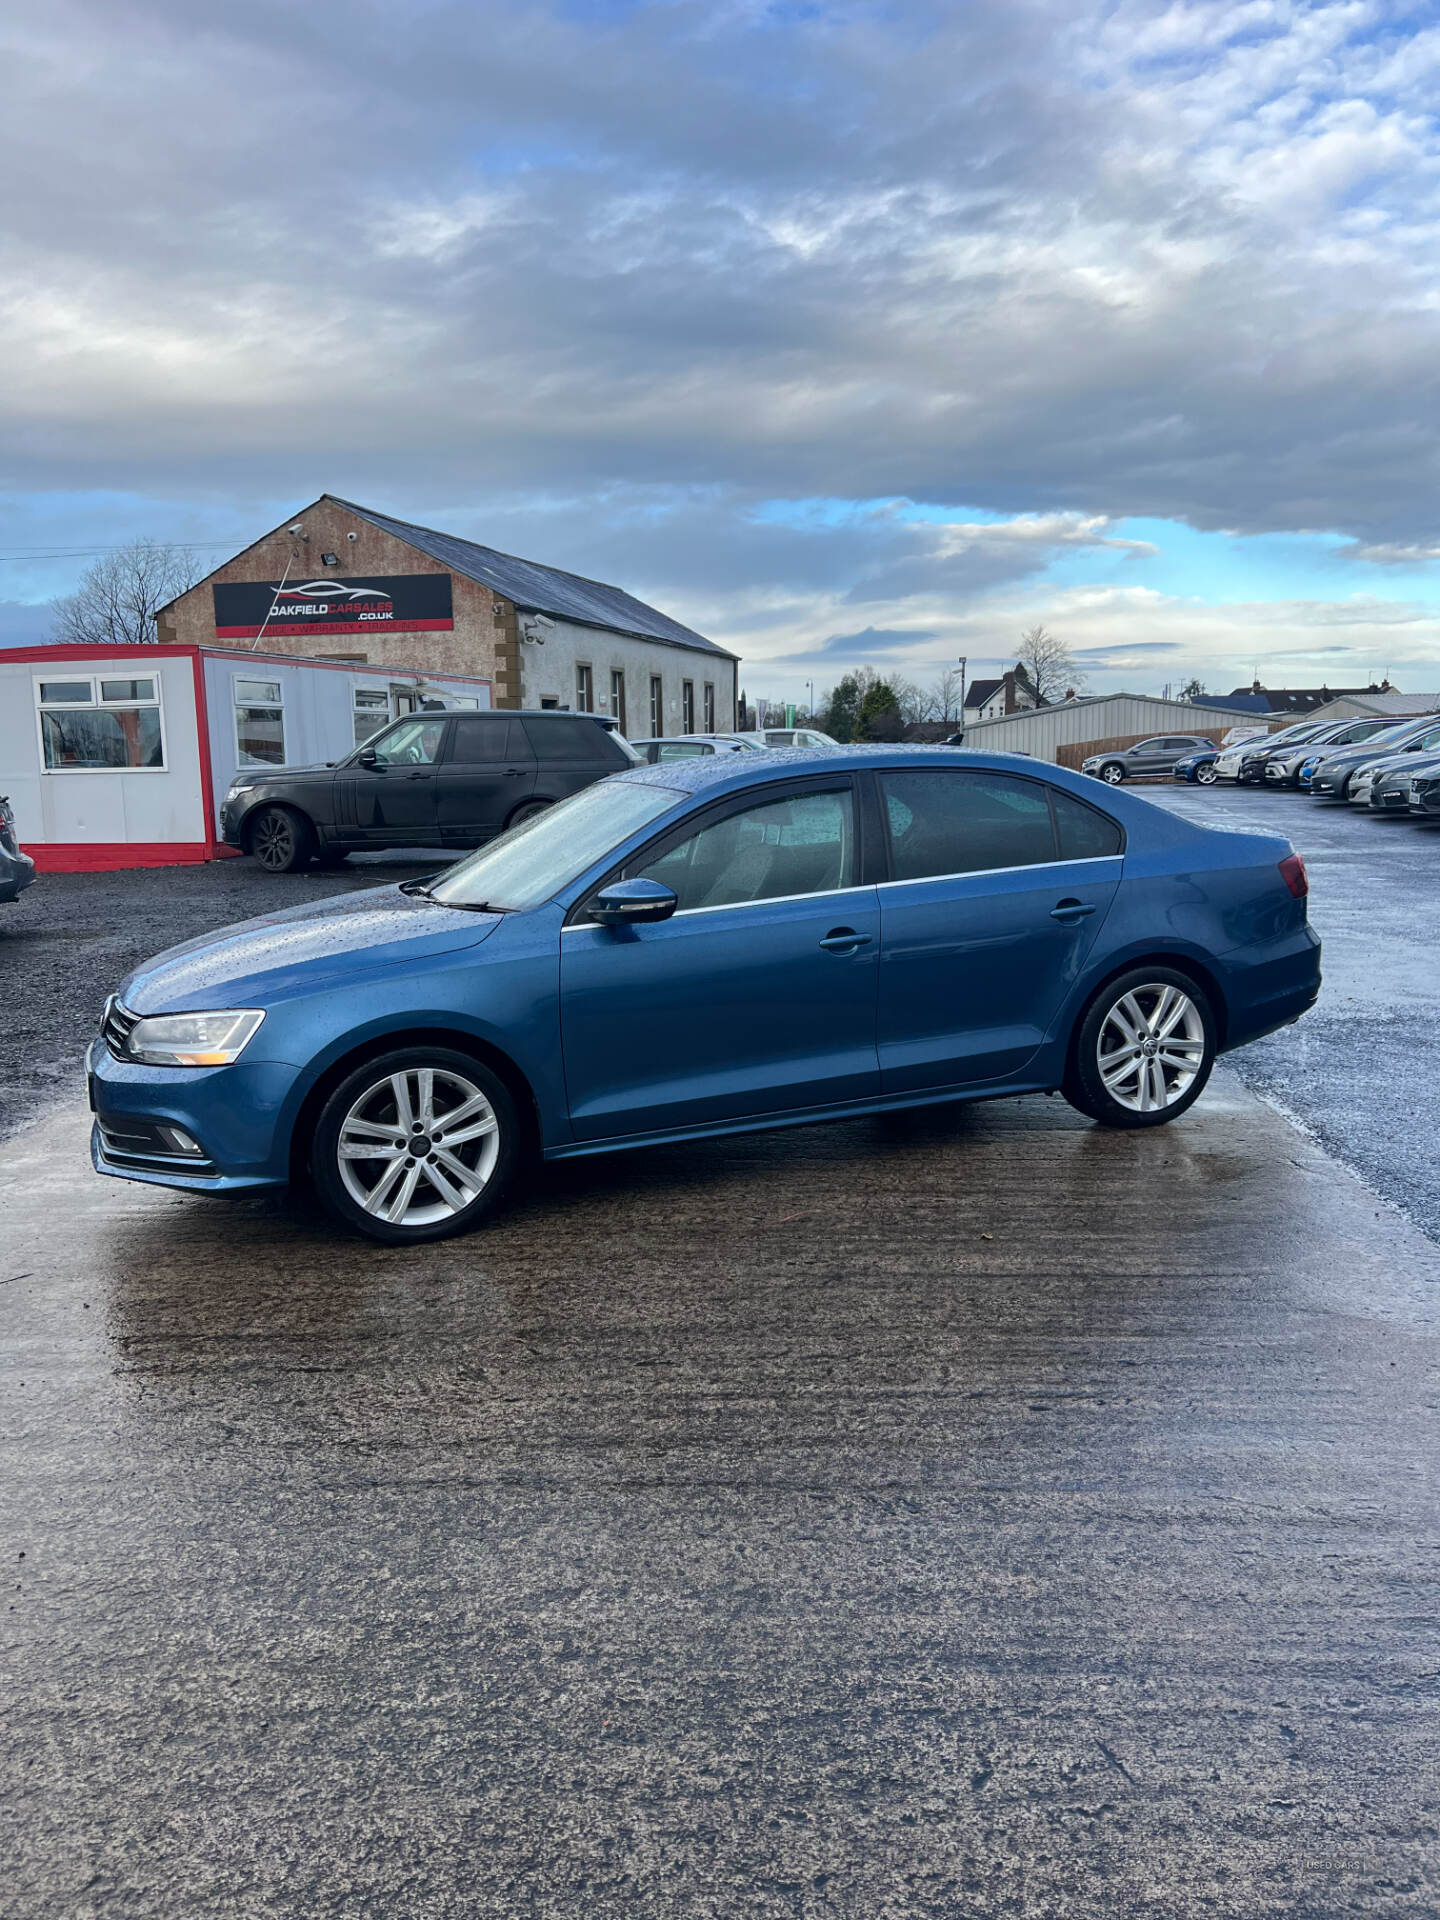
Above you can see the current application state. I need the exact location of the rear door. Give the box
[875,769,1122,1091]
[523,715,632,804]
[436,714,536,846]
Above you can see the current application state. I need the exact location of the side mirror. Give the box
[357,746,379,768]
[590,878,678,927]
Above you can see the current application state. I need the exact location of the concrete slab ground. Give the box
[2,1071,1438,1918]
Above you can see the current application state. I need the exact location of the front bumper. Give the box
[0,846,36,903]
[87,1038,298,1193]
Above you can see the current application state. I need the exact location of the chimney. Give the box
[1064,687,1076,699]
[1251,678,1263,695]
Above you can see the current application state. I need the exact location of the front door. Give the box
[436,714,537,846]
[875,768,1122,1090]
[560,781,880,1140]
[343,714,448,846]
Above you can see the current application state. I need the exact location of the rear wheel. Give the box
[249,805,314,874]
[1099,761,1126,785]
[310,1047,520,1244]
[1064,968,1216,1129]
[506,798,552,831]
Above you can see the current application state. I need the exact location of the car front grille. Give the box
[101,996,140,1059]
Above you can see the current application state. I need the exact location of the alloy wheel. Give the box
[1101,764,1124,784]
[336,1066,501,1226]
[1195,763,1218,785]
[1096,984,1206,1114]
[253,811,294,871]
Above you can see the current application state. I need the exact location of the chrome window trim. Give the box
[877,853,1123,891]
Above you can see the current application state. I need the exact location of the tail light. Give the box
[1278,852,1308,899]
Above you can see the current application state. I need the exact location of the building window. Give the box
[576,664,594,712]
[703,682,715,731]
[682,680,695,731]
[234,675,285,767]
[649,675,663,736]
[539,696,560,710]
[353,687,390,748]
[36,675,165,772]
[610,669,627,735]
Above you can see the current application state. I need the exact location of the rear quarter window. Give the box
[521,716,628,764]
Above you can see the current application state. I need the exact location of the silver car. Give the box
[0,795,37,905]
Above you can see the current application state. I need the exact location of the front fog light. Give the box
[156,1124,205,1157]
[126,1009,265,1067]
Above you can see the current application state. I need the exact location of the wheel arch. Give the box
[242,797,318,854]
[286,1024,544,1184]
[1064,949,1230,1070]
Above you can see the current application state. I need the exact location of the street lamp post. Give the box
[957,657,967,722]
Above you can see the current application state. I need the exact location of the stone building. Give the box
[157,495,738,735]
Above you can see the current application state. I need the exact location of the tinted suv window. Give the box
[521,716,626,764]
[1052,788,1123,860]
[637,788,855,912]
[368,717,447,765]
[449,715,527,762]
[882,771,1055,879]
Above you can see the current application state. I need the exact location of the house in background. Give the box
[1227,678,1400,717]
[157,495,739,738]
[963,663,1038,721]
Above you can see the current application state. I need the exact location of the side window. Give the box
[1132,738,1164,754]
[521,716,626,764]
[656,741,709,760]
[450,715,523,763]
[1051,787,1123,860]
[881,771,1056,880]
[634,787,856,913]
[369,717,447,765]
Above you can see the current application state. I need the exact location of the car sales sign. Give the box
[213,575,454,640]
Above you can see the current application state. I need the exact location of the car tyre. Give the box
[1098,761,1126,785]
[249,805,314,874]
[1063,967,1216,1130]
[310,1046,521,1244]
[1195,762,1219,785]
[506,798,552,830]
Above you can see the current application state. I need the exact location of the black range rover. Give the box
[220,710,638,872]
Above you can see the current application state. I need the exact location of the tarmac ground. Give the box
[2,1072,1438,1917]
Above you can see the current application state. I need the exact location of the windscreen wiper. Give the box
[398,876,440,899]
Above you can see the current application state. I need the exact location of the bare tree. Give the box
[929,666,963,721]
[51,539,204,647]
[888,674,934,724]
[1016,624,1087,706]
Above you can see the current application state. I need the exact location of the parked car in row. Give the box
[1171,746,1221,785]
[0,795,37,905]
[1082,735,1217,785]
[91,748,1320,1244]
[1264,716,1409,789]
[1365,747,1440,813]
[731,727,842,750]
[1211,720,1332,785]
[1308,715,1440,802]
[630,734,761,763]
[222,711,638,872]
[1409,768,1440,819]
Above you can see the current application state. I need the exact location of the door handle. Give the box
[1050,899,1096,922]
[819,927,872,953]
[503,768,527,777]
[405,771,432,781]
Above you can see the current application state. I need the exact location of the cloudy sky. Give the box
[4,0,1440,703]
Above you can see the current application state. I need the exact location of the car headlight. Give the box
[124,1009,266,1067]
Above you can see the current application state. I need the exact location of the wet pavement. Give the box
[1145,783,1440,1243]
[3,1070,1439,1917]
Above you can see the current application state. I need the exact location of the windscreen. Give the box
[428,778,682,911]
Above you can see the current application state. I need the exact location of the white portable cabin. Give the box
[0,643,492,872]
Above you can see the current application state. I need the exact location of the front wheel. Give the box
[310,1048,520,1243]
[1195,762,1219,786]
[1099,762,1126,786]
[248,805,314,874]
[1063,969,1216,1129]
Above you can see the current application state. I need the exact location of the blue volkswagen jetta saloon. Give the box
[89,749,1321,1244]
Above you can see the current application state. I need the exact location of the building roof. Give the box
[329,496,735,661]
[957,690,1255,733]
[1228,683,1393,715]
[1328,690,1439,716]
[964,678,1005,709]
[1193,692,1273,714]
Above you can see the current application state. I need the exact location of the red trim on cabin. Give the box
[30,842,218,874]
[4,640,493,688]
[190,649,220,858]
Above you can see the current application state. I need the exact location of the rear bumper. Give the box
[0,848,36,902]
[1219,927,1323,1052]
